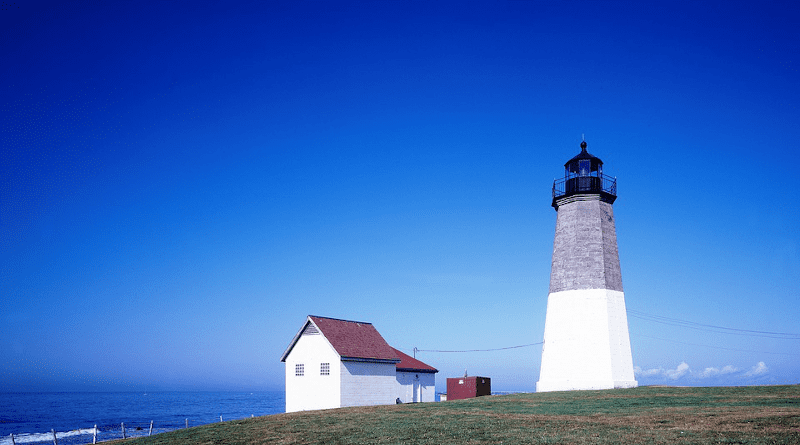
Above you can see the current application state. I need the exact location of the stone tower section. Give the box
[536,141,637,392]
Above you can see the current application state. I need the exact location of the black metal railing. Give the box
[552,173,617,199]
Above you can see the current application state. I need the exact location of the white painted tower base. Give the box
[536,289,637,392]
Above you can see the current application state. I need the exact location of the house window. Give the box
[295,364,304,377]
[320,363,330,376]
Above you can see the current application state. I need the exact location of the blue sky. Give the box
[1,0,798,393]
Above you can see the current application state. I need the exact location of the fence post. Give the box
[220,415,223,422]
[185,418,188,429]
[122,422,126,439]
[10,433,16,445]
[93,425,97,444]
[51,429,58,445]
[149,420,153,436]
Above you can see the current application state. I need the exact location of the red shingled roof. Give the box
[281,316,439,373]
[391,347,438,373]
[309,316,400,362]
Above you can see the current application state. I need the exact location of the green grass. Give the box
[118,385,800,444]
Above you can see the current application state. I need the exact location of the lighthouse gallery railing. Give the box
[552,173,617,199]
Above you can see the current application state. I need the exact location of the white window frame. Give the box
[295,364,304,377]
[320,362,330,376]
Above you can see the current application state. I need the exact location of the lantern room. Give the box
[552,141,617,208]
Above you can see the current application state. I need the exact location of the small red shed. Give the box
[446,376,491,400]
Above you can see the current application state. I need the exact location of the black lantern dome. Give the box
[566,141,603,175]
[552,141,617,208]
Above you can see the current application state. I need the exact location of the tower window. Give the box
[320,363,330,376]
[295,364,304,377]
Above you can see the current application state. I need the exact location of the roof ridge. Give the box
[309,315,373,325]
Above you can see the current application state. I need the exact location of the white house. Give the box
[280,315,438,413]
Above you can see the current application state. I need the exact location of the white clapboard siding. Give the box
[339,361,397,407]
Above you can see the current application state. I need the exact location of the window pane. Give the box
[579,159,590,176]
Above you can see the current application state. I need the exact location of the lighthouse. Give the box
[536,141,637,392]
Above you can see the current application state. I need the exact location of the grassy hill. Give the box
[120,385,799,444]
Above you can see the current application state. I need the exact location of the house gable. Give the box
[282,318,341,412]
[281,317,336,362]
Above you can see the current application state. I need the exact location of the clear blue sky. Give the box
[2,0,798,393]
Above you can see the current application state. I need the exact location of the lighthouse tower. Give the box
[536,141,637,392]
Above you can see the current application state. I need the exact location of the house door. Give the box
[412,376,420,402]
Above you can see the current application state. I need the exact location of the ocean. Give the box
[0,392,285,445]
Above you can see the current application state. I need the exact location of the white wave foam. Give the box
[1,428,96,444]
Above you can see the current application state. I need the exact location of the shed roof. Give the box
[391,347,438,373]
